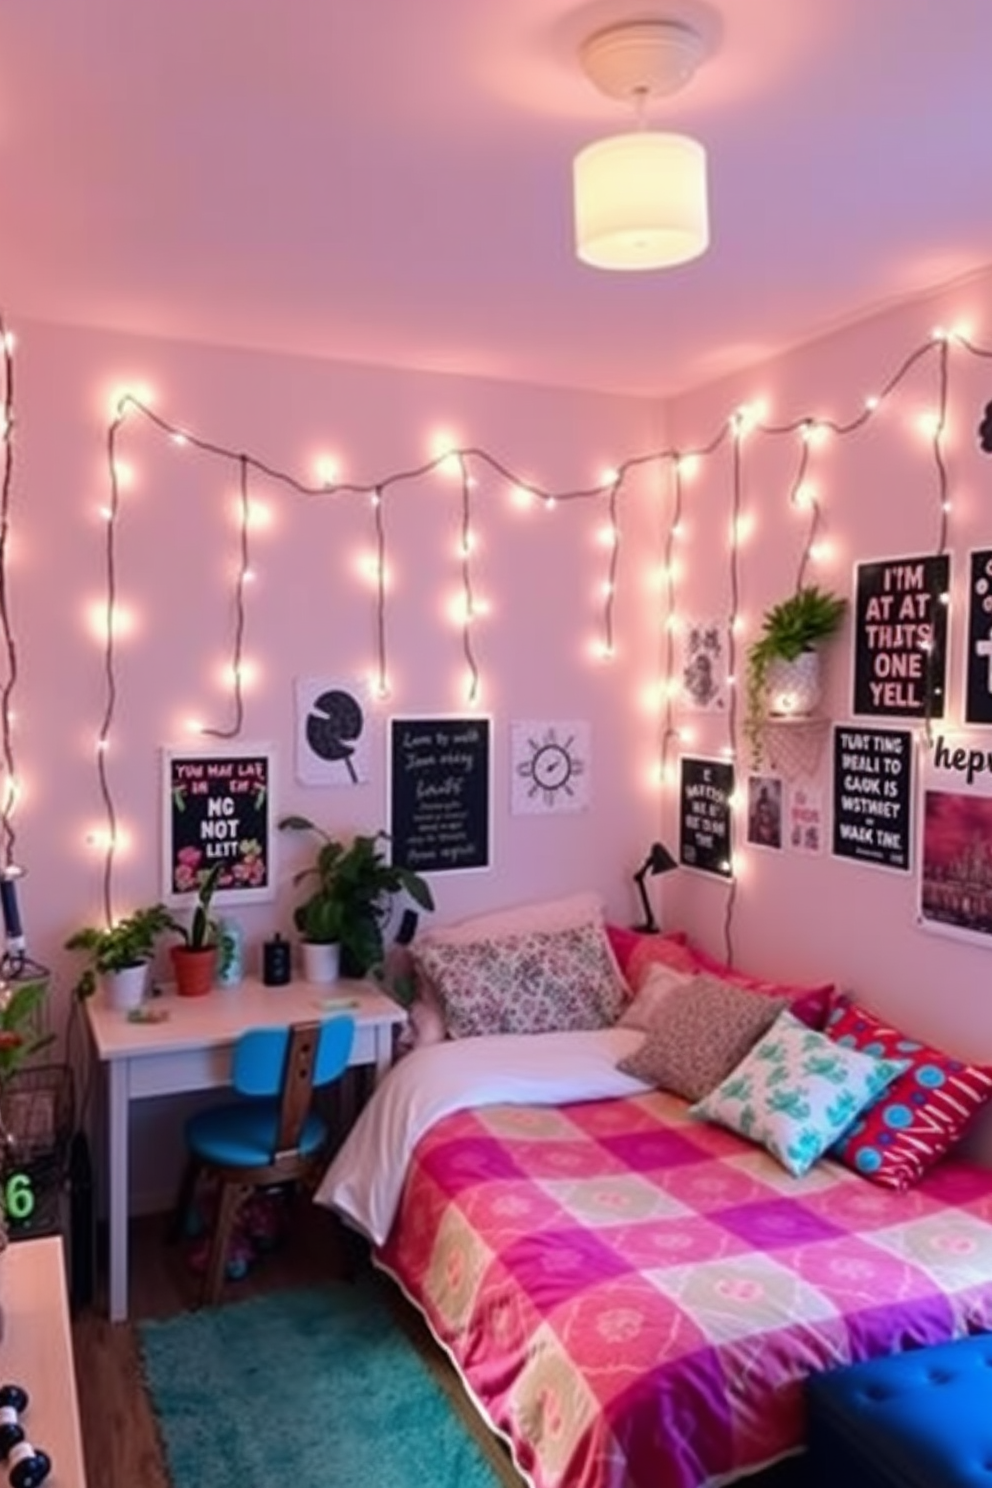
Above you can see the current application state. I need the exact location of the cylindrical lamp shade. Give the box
[573,131,709,270]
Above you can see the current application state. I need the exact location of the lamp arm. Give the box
[633,868,658,935]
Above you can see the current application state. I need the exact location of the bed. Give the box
[317,1025,992,1488]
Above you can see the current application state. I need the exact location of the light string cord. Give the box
[602,470,624,658]
[923,336,951,742]
[723,422,744,964]
[100,414,126,926]
[456,453,480,703]
[201,452,250,740]
[659,455,684,790]
[0,315,19,872]
[372,485,388,698]
[96,331,987,930]
[789,427,820,594]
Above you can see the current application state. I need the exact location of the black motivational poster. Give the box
[389,717,491,874]
[831,726,912,872]
[162,747,274,903]
[965,549,992,724]
[679,756,734,878]
[853,553,949,718]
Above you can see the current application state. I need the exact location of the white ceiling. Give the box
[0,0,989,397]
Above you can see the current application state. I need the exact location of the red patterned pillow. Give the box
[825,996,992,1190]
[623,932,697,990]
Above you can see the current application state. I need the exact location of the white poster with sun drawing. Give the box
[511,721,590,815]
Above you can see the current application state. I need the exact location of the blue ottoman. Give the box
[806,1334,992,1488]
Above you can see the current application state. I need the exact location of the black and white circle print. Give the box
[295,679,369,785]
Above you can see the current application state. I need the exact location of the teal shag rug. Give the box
[138,1276,506,1488]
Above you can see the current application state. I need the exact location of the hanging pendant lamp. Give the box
[573,19,711,272]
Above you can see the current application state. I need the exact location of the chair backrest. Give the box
[232,1017,355,1157]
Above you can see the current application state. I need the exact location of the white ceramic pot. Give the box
[766,650,822,717]
[300,940,341,985]
[102,961,148,1012]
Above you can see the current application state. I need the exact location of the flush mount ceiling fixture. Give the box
[573,17,711,272]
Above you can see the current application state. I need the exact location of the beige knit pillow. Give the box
[618,973,788,1102]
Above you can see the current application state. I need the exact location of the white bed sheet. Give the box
[314,1026,646,1243]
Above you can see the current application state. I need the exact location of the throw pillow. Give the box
[624,933,700,990]
[411,920,627,1040]
[685,942,834,1030]
[617,974,789,1102]
[825,996,992,1190]
[615,962,692,1031]
[691,1009,908,1178]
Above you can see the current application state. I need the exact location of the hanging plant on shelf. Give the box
[745,584,847,766]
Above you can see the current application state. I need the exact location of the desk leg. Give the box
[108,1059,129,1323]
[373,1026,393,1086]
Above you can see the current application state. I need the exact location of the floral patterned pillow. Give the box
[690,1009,909,1177]
[411,921,627,1039]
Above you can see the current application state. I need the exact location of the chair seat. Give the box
[186,1100,329,1168]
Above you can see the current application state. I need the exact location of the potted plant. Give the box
[745,583,847,764]
[167,863,223,997]
[65,903,173,1011]
[277,816,435,981]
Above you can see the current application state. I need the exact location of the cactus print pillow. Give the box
[689,1009,909,1177]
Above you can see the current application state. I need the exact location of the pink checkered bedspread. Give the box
[377,1088,992,1488]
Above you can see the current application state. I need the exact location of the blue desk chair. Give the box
[174,1016,354,1305]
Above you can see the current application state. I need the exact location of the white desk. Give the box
[85,975,406,1322]
[2,1236,87,1486]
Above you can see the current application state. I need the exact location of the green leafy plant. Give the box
[167,863,223,950]
[278,816,435,977]
[65,903,173,1000]
[0,978,55,1092]
[745,584,847,762]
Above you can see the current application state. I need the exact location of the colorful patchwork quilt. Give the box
[377,1089,992,1488]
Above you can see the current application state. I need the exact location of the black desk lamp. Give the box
[632,841,678,934]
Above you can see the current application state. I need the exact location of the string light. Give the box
[84,327,992,928]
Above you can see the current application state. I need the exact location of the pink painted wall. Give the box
[11,319,662,1019]
[662,267,992,1159]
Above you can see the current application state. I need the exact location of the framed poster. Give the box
[678,620,727,713]
[787,783,824,855]
[852,553,949,718]
[511,721,589,814]
[162,745,274,904]
[919,730,992,945]
[295,676,371,785]
[389,716,491,874]
[746,774,783,851]
[965,548,992,724]
[679,756,734,878]
[831,725,912,872]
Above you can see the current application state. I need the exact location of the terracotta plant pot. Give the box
[171,945,217,998]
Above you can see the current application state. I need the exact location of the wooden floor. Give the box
[70,1204,523,1488]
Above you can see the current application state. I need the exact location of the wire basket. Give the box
[1,1062,74,1168]
[763,716,831,781]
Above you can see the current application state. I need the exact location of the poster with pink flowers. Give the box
[162,746,274,904]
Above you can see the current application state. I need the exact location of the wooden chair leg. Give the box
[202,1179,247,1307]
[169,1155,202,1245]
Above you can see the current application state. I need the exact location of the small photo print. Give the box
[746,774,783,851]
[788,783,824,855]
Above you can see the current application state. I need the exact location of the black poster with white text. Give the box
[853,553,948,718]
[679,756,734,878]
[831,725,912,871]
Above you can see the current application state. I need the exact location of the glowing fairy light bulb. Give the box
[597,523,618,548]
[865,394,880,412]
[113,460,135,489]
[510,484,534,510]
[2,332,14,353]
[544,496,557,512]
[171,431,189,447]
[677,453,700,480]
[314,454,340,487]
